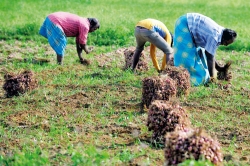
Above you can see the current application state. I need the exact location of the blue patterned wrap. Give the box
[173,15,210,86]
[39,17,67,56]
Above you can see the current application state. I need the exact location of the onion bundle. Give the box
[164,128,223,166]
[162,66,191,96]
[142,75,177,108]
[147,100,191,144]
[217,70,232,81]
[217,62,232,81]
[124,48,148,71]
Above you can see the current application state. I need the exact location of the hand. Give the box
[204,77,218,87]
[79,57,84,62]
[217,61,232,81]
[209,77,217,83]
[85,50,90,54]
[80,58,91,65]
[88,46,94,52]
[85,46,94,54]
[157,70,162,74]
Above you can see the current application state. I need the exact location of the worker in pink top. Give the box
[39,12,100,65]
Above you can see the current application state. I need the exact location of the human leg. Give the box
[45,21,67,64]
[57,54,64,65]
[39,18,66,65]
[132,27,146,70]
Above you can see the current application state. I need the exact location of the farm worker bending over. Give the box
[173,13,237,86]
[131,19,174,73]
[39,11,100,65]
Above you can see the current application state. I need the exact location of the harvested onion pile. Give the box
[124,48,148,71]
[164,128,223,166]
[3,70,38,97]
[217,70,232,81]
[217,71,232,81]
[217,62,232,81]
[162,66,190,96]
[147,100,191,144]
[142,75,177,108]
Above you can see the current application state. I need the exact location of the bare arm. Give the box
[80,44,90,54]
[205,50,215,77]
[76,43,91,62]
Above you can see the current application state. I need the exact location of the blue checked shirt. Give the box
[187,13,224,56]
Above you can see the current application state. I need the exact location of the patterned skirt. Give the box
[39,17,67,56]
[173,15,210,86]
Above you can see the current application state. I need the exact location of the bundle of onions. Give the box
[142,75,177,108]
[147,100,191,144]
[217,62,232,81]
[3,70,38,97]
[124,48,148,71]
[161,66,191,96]
[164,128,223,166]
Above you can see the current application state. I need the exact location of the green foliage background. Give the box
[0,0,249,50]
